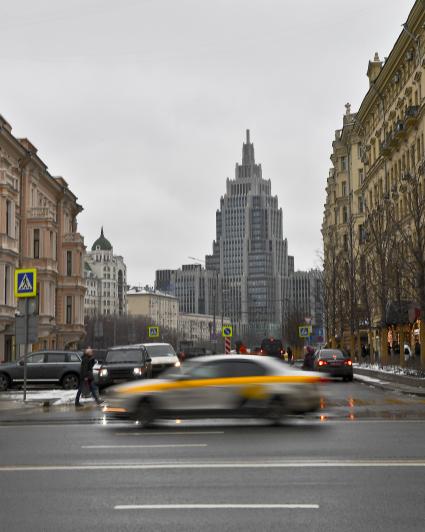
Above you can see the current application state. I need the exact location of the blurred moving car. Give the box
[260,338,285,357]
[313,348,353,381]
[0,351,82,391]
[95,345,153,389]
[179,346,213,361]
[103,354,325,426]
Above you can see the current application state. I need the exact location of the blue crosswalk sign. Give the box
[15,269,37,298]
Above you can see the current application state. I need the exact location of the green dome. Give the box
[91,227,112,251]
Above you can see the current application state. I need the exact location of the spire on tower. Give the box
[242,129,255,166]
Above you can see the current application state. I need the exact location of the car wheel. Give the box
[0,373,10,391]
[347,375,354,382]
[136,400,155,428]
[267,395,287,425]
[61,373,79,390]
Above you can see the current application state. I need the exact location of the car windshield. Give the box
[145,345,176,358]
[319,350,348,360]
[106,349,142,364]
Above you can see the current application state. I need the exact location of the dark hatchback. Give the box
[313,348,353,381]
[0,351,82,391]
[95,345,153,389]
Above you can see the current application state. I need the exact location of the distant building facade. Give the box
[84,228,127,317]
[287,269,324,329]
[156,264,219,317]
[0,113,86,361]
[127,286,178,331]
[205,130,289,341]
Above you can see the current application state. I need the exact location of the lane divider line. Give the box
[114,431,225,436]
[114,504,319,510]
[3,460,425,472]
[81,444,208,449]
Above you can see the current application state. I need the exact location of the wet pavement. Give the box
[1,379,424,425]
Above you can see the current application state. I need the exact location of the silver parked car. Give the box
[0,351,82,391]
[103,354,325,426]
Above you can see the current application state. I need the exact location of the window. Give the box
[33,228,40,259]
[67,251,72,276]
[27,353,45,364]
[67,353,81,363]
[6,200,12,236]
[358,169,364,185]
[4,265,10,305]
[358,196,364,214]
[341,182,347,196]
[342,206,348,223]
[46,353,66,363]
[66,296,72,324]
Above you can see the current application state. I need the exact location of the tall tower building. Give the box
[206,130,289,341]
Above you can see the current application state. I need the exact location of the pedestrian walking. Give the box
[286,346,293,364]
[75,347,102,407]
[414,339,421,358]
[302,346,315,370]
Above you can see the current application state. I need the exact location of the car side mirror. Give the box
[18,360,24,366]
[146,357,152,363]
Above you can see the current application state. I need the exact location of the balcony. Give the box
[404,105,420,127]
[393,120,405,141]
[63,233,84,245]
[0,234,19,255]
[27,207,56,223]
[380,135,392,156]
[0,304,16,323]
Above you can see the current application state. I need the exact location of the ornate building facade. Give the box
[0,113,86,361]
[84,228,127,317]
[323,0,425,365]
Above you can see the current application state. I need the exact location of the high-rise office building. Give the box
[205,130,289,341]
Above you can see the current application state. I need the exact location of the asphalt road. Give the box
[1,381,425,531]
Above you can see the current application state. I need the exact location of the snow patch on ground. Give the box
[355,363,425,379]
[0,389,96,406]
[354,374,384,384]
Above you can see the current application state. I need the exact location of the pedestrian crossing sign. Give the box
[14,269,37,298]
[148,326,160,338]
[299,325,312,338]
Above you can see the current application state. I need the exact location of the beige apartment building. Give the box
[127,287,178,331]
[323,0,425,366]
[0,114,86,361]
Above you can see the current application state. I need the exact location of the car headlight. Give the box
[174,360,181,368]
[133,367,142,375]
[99,368,108,377]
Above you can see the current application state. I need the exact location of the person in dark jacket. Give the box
[75,347,102,407]
[302,346,315,370]
[286,346,293,364]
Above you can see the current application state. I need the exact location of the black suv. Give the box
[260,338,285,357]
[0,351,82,391]
[95,345,152,389]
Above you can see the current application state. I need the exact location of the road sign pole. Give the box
[23,298,29,402]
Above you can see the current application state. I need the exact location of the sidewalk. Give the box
[354,365,425,397]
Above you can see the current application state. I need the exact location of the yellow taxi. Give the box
[103,354,326,426]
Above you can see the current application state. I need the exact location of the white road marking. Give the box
[114,504,319,510]
[114,431,225,436]
[81,444,208,449]
[2,460,425,472]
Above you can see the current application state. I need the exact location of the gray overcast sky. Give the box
[0,0,412,285]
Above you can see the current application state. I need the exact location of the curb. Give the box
[354,372,425,397]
